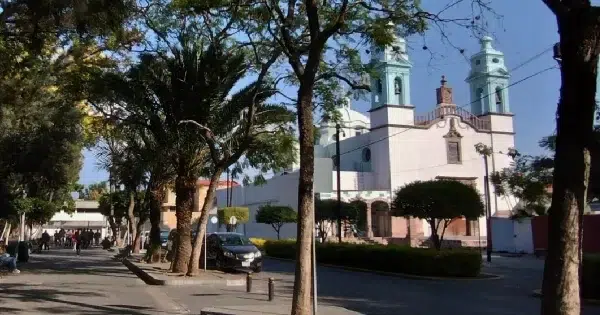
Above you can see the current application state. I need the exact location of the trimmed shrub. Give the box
[250,238,268,250]
[264,240,482,277]
[582,255,600,299]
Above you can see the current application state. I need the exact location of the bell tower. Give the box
[465,36,510,116]
[369,24,415,129]
[370,27,412,109]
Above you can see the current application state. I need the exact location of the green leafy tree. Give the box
[98,191,129,245]
[79,182,108,200]
[490,150,554,218]
[392,180,484,250]
[218,207,250,232]
[314,198,358,242]
[174,0,493,309]
[256,205,297,239]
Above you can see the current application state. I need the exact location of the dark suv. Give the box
[206,232,263,273]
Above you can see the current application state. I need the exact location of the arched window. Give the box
[495,86,504,112]
[394,77,403,105]
[476,88,484,113]
[376,79,383,94]
[394,77,402,95]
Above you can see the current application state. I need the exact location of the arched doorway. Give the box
[350,199,368,237]
[371,201,391,237]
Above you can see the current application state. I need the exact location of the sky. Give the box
[79,0,567,186]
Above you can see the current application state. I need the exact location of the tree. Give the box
[79,182,108,200]
[218,207,250,232]
[314,198,358,242]
[173,0,492,310]
[392,180,484,250]
[489,150,554,218]
[98,191,129,246]
[256,205,297,239]
[539,2,600,314]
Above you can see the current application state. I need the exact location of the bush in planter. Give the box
[263,240,482,277]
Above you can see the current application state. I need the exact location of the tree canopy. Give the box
[256,205,297,239]
[392,180,484,250]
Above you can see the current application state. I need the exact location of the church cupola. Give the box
[370,23,412,109]
[465,36,510,115]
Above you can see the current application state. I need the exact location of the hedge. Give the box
[582,255,600,299]
[264,240,482,277]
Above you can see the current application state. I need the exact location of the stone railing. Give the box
[414,105,491,131]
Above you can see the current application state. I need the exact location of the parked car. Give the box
[206,232,263,273]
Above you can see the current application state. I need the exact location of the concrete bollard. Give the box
[268,277,275,301]
[246,272,252,293]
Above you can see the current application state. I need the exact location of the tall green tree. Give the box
[176,0,494,310]
[539,2,600,313]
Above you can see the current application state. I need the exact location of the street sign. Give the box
[229,216,237,225]
[210,216,218,224]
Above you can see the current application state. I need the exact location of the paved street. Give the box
[164,255,600,315]
[3,248,600,315]
[0,248,188,314]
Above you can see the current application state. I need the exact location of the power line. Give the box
[337,65,557,157]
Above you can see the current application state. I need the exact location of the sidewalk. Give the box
[122,255,245,286]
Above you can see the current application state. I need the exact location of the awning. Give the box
[44,221,106,228]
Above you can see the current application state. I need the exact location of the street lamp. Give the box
[553,42,562,65]
[335,123,346,243]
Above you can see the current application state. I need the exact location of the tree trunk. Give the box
[171,174,197,273]
[541,10,599,315]
[133,218,145,253]
[291,81,316,315]
[188,170,222,276]
[146,175,166,263]
[127,192,138,253]
[429,221,441,250]
[108,216,120,246]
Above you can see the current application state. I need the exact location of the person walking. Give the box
[94,230,101,246]
[41,230,50,251]
[74,229,81,256]
[72,230,78,252]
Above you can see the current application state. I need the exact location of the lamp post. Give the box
[19,190,27,242]
[483,154,493,263]
[335,123,345,243]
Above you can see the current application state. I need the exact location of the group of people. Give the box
[38,228,102,255]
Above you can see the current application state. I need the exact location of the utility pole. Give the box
[475,143,493,263]
[335,123,343,243]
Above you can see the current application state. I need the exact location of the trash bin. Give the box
[6,242,17,256]
[17,241,29,262]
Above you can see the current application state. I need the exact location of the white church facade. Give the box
[217,35,516,245]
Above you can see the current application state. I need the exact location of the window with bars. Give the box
[447,141,461,164]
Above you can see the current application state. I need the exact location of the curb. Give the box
[121,258,245,286]
[266,256,503,281]
[531,289,600,305]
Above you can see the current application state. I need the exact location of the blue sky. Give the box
[78,1,565,186]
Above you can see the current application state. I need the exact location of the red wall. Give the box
[532,215,600,253]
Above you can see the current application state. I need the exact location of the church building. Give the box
[216,35,516,246]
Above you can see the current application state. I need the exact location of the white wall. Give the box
[490,217,533,254]
[216,172,300,240]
